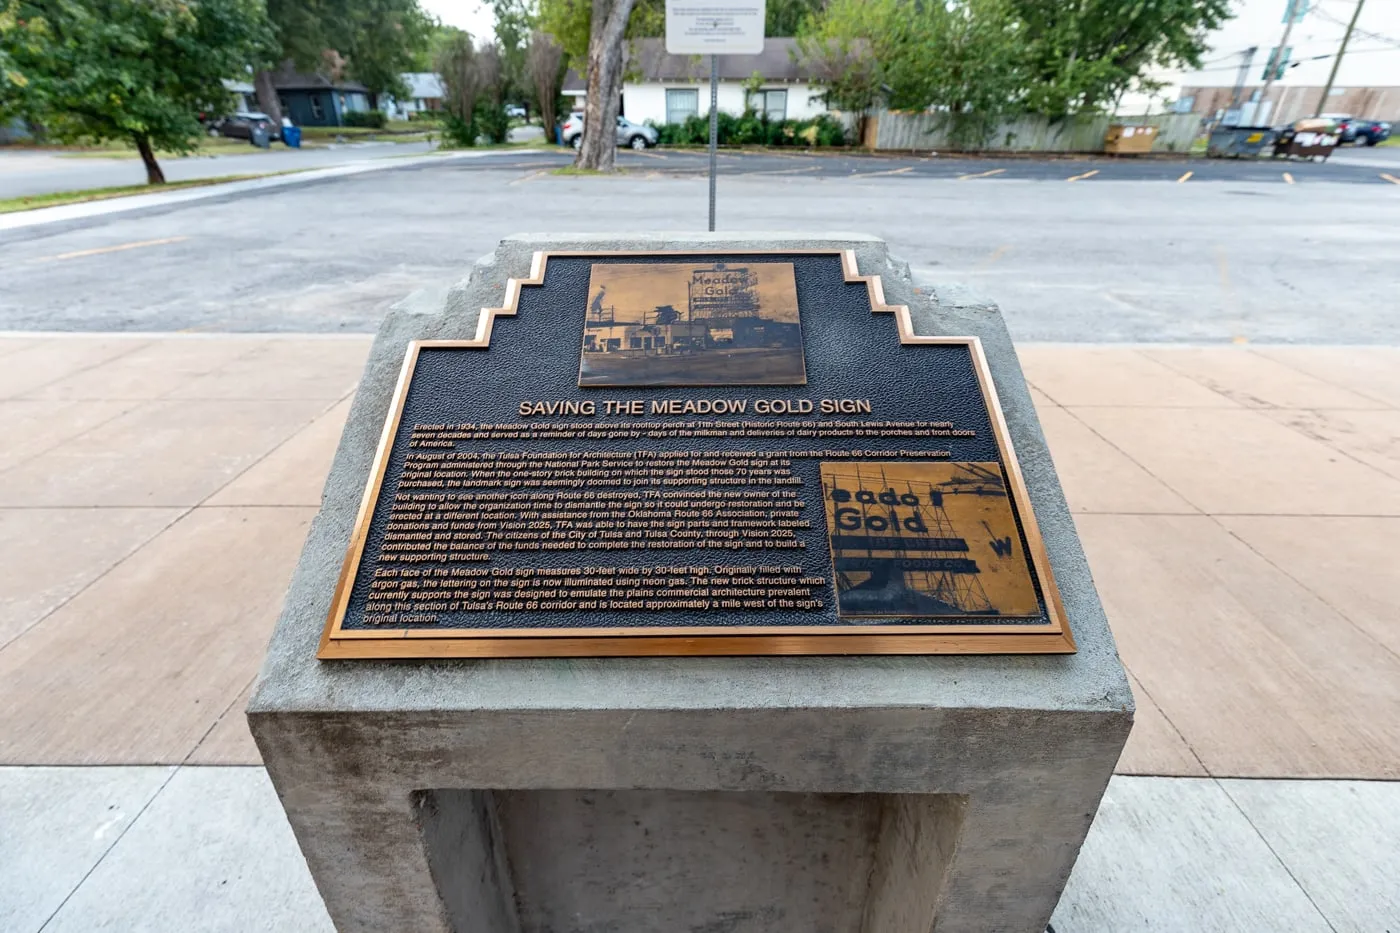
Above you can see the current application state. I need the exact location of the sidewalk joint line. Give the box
[1213,778,1342,933]
[35,765,182,933]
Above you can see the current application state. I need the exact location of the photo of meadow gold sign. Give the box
[318,250,1074,659]
[822,461,1041,619]
[579,261,806,386]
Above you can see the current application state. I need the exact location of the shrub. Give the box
[344,109,387,129]
[647,110,848,148]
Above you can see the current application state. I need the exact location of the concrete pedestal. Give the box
[249,233,1133,933]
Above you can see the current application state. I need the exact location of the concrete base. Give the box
[249,233,1133,933]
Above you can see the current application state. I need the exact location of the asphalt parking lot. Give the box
[2,145,1398,340]
[477,146,1400,185]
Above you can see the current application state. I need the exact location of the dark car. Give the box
[209,111,281,142]
[1348,119,1390,146]
[1329,115,1390,146]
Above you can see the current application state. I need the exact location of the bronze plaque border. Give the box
[318,250,1075,658]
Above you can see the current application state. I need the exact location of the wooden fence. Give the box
[868,111,1200,153]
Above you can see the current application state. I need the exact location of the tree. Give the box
[1010,0,1230,116]
[343,0,435,108]
[436,29,483,145]
[765,0,824,36]
[527,30,566,134]
[575,0,635,170]
[1,0,274,184]
[491,0,534,111]
[253,0,435,123]
[474,41,509,143]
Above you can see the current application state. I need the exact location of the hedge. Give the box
[343,109,387,129]
[648,111,848,148]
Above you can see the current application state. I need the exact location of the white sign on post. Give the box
[665,0,766,55]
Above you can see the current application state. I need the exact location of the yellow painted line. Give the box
[1283,172,1295,184]
[958,168,1005,180]
[743,165,820,176]
[1067,169,1100,182]
[1177,170,1193,183]
[977,245,1011,269]
[31,236,188,264]
[1232,335,1249,345]
[627,149,667,160]
[848,166,914,179]
[1381,173,1400,185]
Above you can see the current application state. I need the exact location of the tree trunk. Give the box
[134,136,165,185]
[576,0,636,171]
[254,68,284,125]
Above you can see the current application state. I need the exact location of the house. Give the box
[221,80,258,113]
[562,38,832,125]
[271,65,372,127]
[383,73,445,120]
[624,38,830,125]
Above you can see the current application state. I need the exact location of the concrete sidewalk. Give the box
[1,334,1398,930]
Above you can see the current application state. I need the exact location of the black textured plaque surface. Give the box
[332,253,1053,641]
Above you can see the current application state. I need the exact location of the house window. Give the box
[310,96,324,121]
[747,89,787,121]
[666,88,699,125]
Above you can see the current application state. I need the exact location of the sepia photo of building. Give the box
[579,262,806,386]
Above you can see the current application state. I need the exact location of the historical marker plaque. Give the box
[319,250,1073,658]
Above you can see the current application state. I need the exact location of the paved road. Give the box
[417,146,1400,184]
[0,142,439,199]
[2,149,1398,341]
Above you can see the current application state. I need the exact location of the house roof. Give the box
[631,37,816,83]
[270,64,369,93]
[562,67,586,94]
[402,72,444,99]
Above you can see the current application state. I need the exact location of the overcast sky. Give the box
[421,0,495,39]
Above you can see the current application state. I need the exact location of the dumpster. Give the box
[1207,125,1276,158]
[1104,123,1157,155]
[1272,118,1339,161]
[282,125,302,148]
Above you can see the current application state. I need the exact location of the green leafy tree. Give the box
[1,0,274,183]
[436,29,481,145]
[1010,0,1231,115]
[343,0,435,107]
[491,0,534,111]
[527,29,566,133]
[765,0,823,36]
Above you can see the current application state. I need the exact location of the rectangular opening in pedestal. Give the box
[417,787,968,933]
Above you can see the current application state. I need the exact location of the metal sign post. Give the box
[665,0,766,232]
[708,54,719,231]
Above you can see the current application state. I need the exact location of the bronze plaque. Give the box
[319,251,1073,658]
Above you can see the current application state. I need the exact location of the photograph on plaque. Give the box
[579,261,806,386]
[821,461,1041,619]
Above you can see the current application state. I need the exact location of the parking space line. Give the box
[958,168,1006,180]
[1178,171,1193,183]
[627,149,667,160]
[847,166,914,178]
[1381,173,1400,185]
[1283,172,1295,184]
[1067,169,1099,182]
[742,165,820,176]
[30,236,189,263]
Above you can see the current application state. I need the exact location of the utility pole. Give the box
[1259,0,1303,125]
[1228,46,1258,112]
[1314,0,1366,116]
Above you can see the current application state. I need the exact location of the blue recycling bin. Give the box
[282,125,302,148]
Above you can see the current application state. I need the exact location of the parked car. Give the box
[505,104,527,119]
[561,112,658,150]
[209,111,281,141]
[1347,118,1390,146]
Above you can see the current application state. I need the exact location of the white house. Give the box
[383,73,446,120]
[563,38,832,125]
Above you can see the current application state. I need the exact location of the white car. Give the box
[561,112,658,150]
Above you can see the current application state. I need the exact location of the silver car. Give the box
[562,112,658,150]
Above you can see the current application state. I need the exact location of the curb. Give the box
[0,149,544,234]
